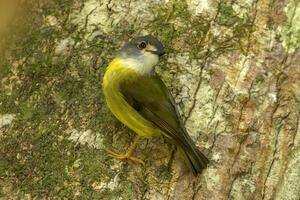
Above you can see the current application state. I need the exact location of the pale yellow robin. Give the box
[102,35,209,175]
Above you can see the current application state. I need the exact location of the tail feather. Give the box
[138,106,209,175]
[178,142,209,176]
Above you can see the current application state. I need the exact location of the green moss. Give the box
[150,0,210,60]
[281,0,300,53]
[218,3,244,27]
[155,164,172,180]
[0,0,124,198]
[216,2,253,55]
[0,128,116,198]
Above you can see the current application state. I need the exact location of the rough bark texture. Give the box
[1,0,300,199]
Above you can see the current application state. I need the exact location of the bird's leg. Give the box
[106,135,145,166]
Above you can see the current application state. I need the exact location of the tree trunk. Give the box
[1,0,300,199]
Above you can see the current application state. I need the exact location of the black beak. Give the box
[155,46,165,57]
[158,50,165,57]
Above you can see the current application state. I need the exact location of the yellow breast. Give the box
[102,58,160,138]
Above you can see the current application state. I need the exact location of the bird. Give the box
[102,35,209,175]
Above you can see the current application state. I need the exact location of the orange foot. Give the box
[106,149,145,166]
[106,135,145,166]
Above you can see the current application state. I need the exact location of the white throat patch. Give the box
[120,51,159,75]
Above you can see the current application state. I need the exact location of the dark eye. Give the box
[137,41,147,49]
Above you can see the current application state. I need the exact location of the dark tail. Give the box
[177,141,209,176]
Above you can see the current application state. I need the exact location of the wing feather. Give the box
[120,73,209,175]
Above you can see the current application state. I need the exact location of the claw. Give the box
[106,149,145,166]
[106,135,145,166]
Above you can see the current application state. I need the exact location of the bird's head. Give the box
[117,35,165,75]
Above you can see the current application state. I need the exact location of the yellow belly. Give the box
[102,58,160,138]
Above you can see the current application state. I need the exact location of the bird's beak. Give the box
[155,46,165,57]
[157,49,165,57]
[146,49,165,57]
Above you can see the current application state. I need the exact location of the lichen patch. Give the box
[0,114,15,129]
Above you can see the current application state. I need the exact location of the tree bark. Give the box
[1,0,300,199]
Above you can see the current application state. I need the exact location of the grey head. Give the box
[118,35,165,59]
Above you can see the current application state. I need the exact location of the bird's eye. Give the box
[137,41,147,49]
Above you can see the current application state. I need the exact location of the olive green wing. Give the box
[120,74,209,175]
[120,74,183,135]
